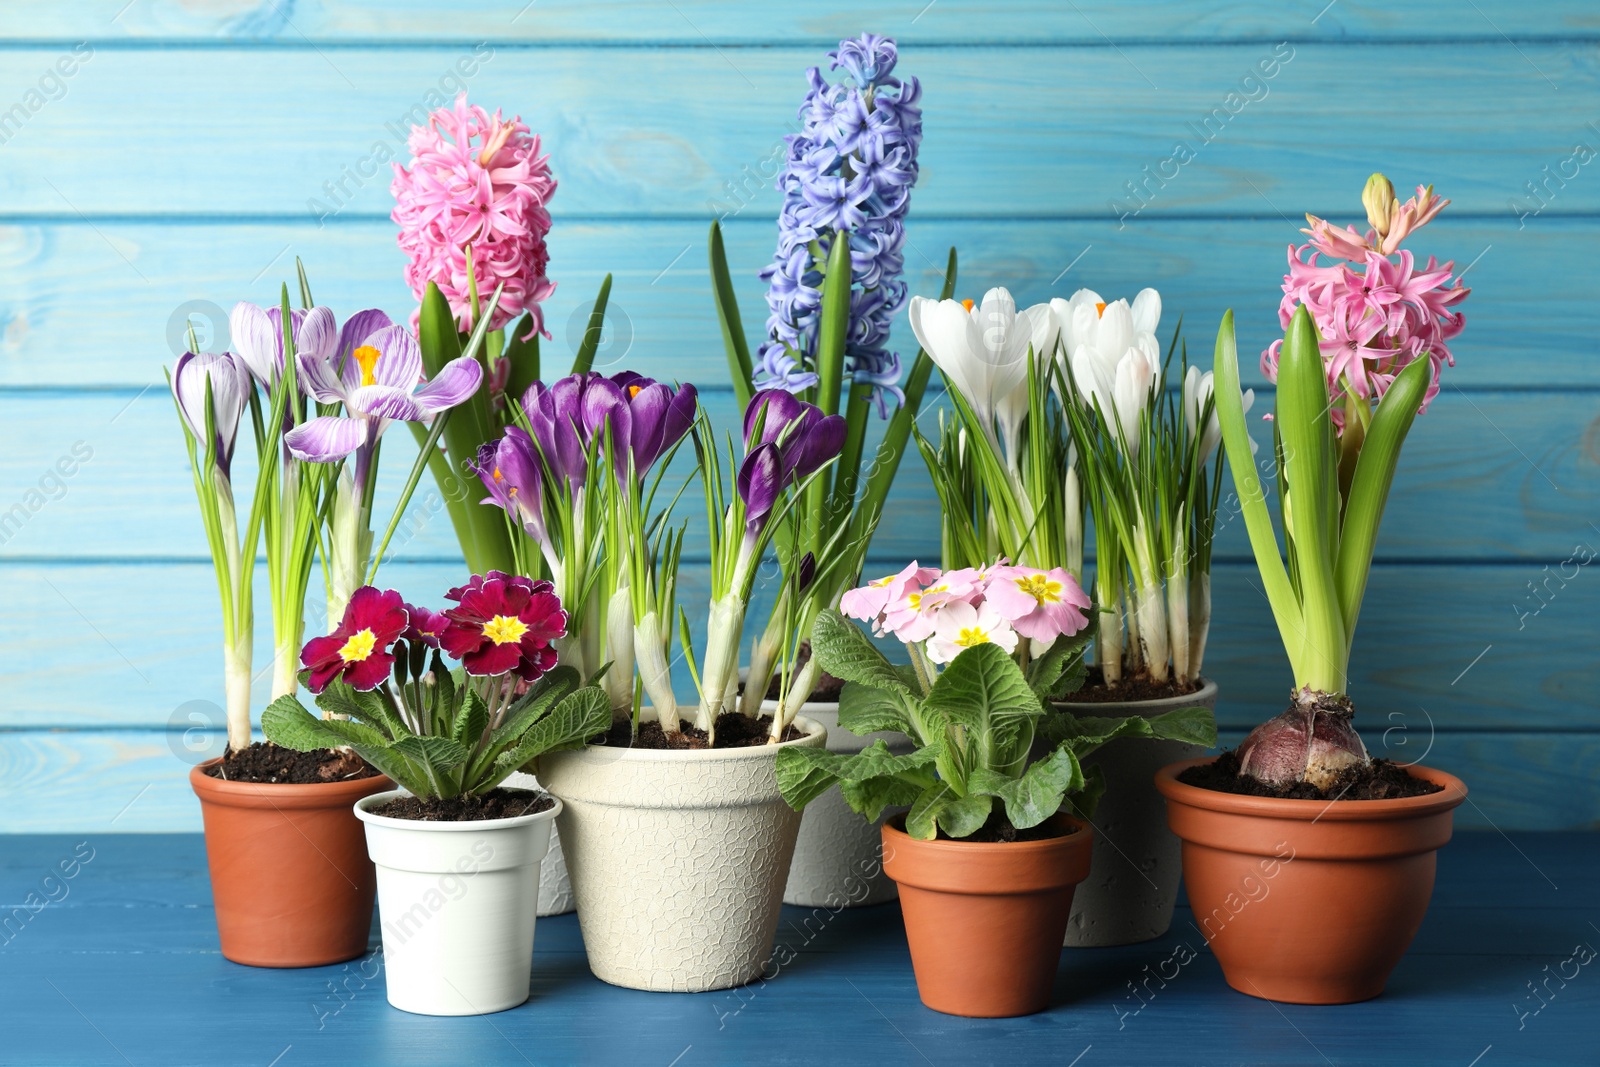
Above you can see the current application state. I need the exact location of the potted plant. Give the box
[534,388,841,992]
[262,576,610,1016]
[1156,174,1471,1004]
[708,33,955,909]
[909,284,1233,945]
[389,93,624,918]
[777,569,1215,1018]
[172,278,415,968]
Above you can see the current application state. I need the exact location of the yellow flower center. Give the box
[907,583,947,610]
[628,384,642,398]
[482,614,529,646]
[961,299,975,312]
[870,574,895,588]
[353,344,381,387]
[1014,573,1063,606]
[1094,301,1107,318]
[955,626,991,648]
[338,628,377,663]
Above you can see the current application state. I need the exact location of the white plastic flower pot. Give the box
[504,771,574,916]
[536,710,826,992]
[1056,677,1218,947]
[761,697,908,908]
[354,789,561,1016]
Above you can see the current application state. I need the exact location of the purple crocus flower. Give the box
[611,371,699,480]
[754,34,921,417]
[737,390,845,536]
[171,349,250,475]
[230,302,337,387]
[285,321,483,490]
[520,372,629,488]
[471,426,548,545]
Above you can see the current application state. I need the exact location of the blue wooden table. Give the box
[1,831,1591,1066]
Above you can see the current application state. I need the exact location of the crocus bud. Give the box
[796,551,817,593]
[1363,172,1396,237]
[1237,688,1369,789]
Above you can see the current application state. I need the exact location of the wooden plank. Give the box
[0,388,1591,563]
[0,43,1593,218]
[0,215,1578,390]
[9,1,1598,43]
[0,834,1594,1066]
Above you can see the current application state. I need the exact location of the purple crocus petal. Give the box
[413,355,484,413]
[743,388,806,449]
[737,443,783,535]
[365,325,424,390]
[625,382,672,473]
[295,306,338,363]
[609,370,651,392]
[336,309,393,371]
[475,426,548,542]
[285,415,370,463]
[786,413,847,482]
[229,302,282,386]
[172,350,250,470]
[296,348,350,405]
[350,385,425,423]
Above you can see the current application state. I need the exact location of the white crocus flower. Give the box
[1182,364,1257,463]
[1054,289,1164,458]
[908,288,1055,468]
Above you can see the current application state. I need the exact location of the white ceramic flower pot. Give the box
[761,697,909,908]
[1056,677,1218,947]
[537,710,826,992]
[354,789,561,1016]
[504,771,574,916]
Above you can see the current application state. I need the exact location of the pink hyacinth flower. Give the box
[391,93,557,338]
[984,565,1091,643]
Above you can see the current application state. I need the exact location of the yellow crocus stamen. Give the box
[353,344,381,387]
[482,614,529,646]
[338,628,377,663]
[1094,301,1108,317]
[1014,573,1064,606]
[961,299,975,312]
[628,384,643,398]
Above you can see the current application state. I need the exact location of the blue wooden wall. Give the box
[0,2,1595,831]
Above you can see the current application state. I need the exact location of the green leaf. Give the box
[1024,627,1093,701]
[261,696,386,751]
[905,784,953,841]
[839,775,923,823]
[809,610,912,697]
[451,685,489,747]
[775,747,853,811]
[922,642,1042,754]
[1064,764,1108,822]
[1146,704,1219,747]
[392,735,470,771]
[1211,311,1304,676]
[490,665,580,749]
[311,682,400,737]
[968,746,1082,830]
[836,680,916,737]
[936,793,993,839]
[709,221,755,411]
[570,274,612,375]
[492,685,612,778]
[1335,354,1430,650]
[503,312,541,400]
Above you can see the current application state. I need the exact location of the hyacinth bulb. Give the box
[1237,688,1370,790]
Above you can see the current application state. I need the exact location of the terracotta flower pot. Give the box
[1155,756,1467,1004]
[882,813,1093,1018]
[1054,677,1218,947]
[190,760,391,967]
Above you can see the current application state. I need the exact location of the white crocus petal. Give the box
[1050,289,1103,361]
[909,295,992,424]
[1131,287,1162,336]
[229,302,282,386]
[1112,347,1156,458]
[1071,344,1113,419]
[992,301,1058,467]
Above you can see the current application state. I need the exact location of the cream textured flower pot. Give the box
[1056,677,1218,947]
[504,771,574,916]
[354,789,560,1016]
[762,698,908,908]
[537,710,826,992]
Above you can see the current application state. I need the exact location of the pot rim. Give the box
[1052,675,1218,711]
[189,758,392,808]
[354,788,563,832]
[552,713,826,765]
[882,811,1089,854]
[1155,756,1467,822]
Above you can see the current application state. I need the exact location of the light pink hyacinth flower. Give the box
[391,94,557,338]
